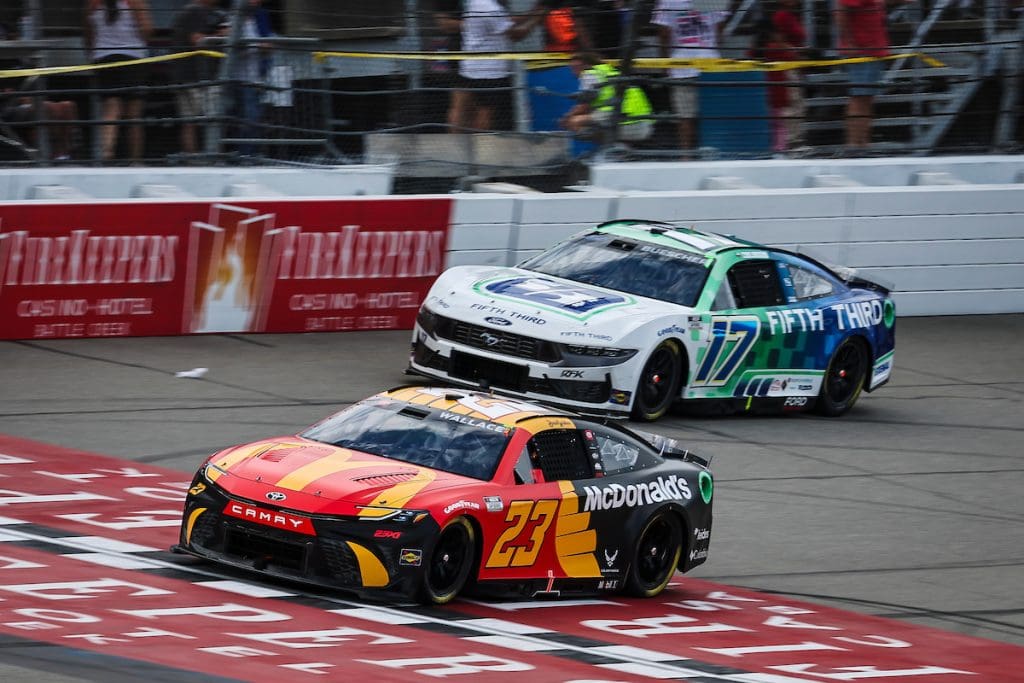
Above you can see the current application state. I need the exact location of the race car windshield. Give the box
[521,233,709,307]
[301,402,510,481]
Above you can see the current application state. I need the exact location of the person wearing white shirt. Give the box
[436,0,544,131]
[651,0,728,153]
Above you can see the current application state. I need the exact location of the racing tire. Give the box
[631,340,683,422]
[816,337,869,417]
[420,517,475,605]
[625,512,682,598]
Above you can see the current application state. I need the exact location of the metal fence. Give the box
[1,0,1023,192]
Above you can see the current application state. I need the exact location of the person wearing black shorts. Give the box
[84,0,152,161]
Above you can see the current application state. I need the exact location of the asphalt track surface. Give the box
[1,314,1022,681]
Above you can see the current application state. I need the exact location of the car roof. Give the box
[378,385,577,428]
[594,220,759,260]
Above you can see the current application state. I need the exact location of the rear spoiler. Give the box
[828,264,894,295]
[629,427,713,469]
[786,245,893,295]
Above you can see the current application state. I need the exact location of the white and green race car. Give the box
[409,220,895,421]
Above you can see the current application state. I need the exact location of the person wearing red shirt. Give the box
[769,0,807,152]
[835,0,890,152]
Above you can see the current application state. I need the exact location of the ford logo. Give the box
[485,316,512,326]
[266,491,287,502]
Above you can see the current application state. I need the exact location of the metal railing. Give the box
[1,0,1022,190]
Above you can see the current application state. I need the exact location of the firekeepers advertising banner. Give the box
[0,198,452,340]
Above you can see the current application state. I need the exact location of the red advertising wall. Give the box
[0,198,452,340]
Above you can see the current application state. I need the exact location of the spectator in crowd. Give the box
[751,0,806,154]
[582,0,629,59]
[436,0,545,132]
[771,0,806,147]
[227,0,274,157]
[172,0,224,155]
[538,0,592,53]
[83,0,152,162]
[559,51,653,143]
[652,0,730,154]
[834,0,890,154]
[1,77,79,160]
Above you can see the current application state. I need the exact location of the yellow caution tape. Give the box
[1,48,943,80]
[314,50,946,71]
[0,50,224,80]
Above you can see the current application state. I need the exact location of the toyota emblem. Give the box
[266,491,287,502]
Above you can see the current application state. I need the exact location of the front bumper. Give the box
[178,478,438,598]
[409,325,639,415]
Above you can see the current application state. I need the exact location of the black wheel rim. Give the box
[636,517,676,588]
[639,346,677,412]
[826,342,866,404]
[427,525,469,595]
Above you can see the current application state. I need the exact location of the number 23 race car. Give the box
[409,220,896,420]
[176,386,714,603]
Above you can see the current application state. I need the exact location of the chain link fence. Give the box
[2,0,1023,191]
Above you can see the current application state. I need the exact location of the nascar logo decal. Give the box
[476,276,634,320]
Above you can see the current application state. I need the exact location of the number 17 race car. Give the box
[409,220,896,420]
[176,386,714,603]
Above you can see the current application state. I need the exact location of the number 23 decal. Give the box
[485,500,559,569]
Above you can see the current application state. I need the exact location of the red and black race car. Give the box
[175,385,714,604]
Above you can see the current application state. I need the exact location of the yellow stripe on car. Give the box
[555,482,601,578]
[347,541,390,587]
[359,469,438,514]
[185,507,207,544]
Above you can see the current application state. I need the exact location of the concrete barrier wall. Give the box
[3,163,1021,318]
[0,167,394,200]
[447,184,1024,317]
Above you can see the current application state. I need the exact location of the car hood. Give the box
[206,438,470,514]
[426,266,695,340]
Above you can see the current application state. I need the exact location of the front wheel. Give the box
[419,517,475,605]
[816,337,869,417]
[625,512,682,598]
[631,340,683,422]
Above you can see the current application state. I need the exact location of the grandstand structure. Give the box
[1,0,1022,192]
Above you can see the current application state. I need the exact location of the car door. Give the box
[686,254,787,400]
[479,425,602,582]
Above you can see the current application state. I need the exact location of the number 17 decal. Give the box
[693,315,761,386]
[485,500,559,569]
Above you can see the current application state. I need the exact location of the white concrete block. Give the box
[805,174,864,188]
[910,171,966,186]
[224,183,284,197]
[448,223,514,251]
[700,176,761,190]
[26,184,91,200]
[132,184,194,198]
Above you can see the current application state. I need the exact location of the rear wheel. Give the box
[631,340,683,422]
[816,338,869,416]
[420,517,475,604]
[625,512,682,597]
